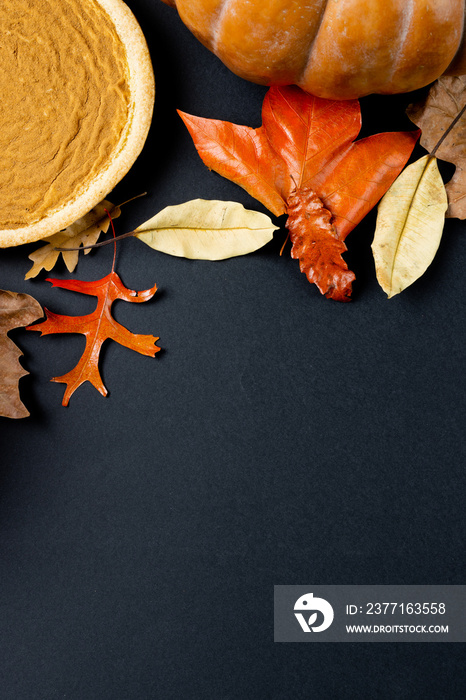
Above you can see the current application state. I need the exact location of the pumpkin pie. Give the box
[0,0,154,247]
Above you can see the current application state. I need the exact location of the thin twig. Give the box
[54,191,146,251]
[55,229,136,251]
[115,191,147,208]
[431,102,466,157]
[105,208,117,272]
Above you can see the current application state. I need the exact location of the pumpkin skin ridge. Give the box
[445,3,466,75]
[299,1,393,99]
[372,1,428,97]
[382,0,462,96]
[210,0,234,56]
[163,0,466,99]
[211,0,321,85]
[209,0,330,86]
[383,0,416,90]
[295,1,328,88]
[299,0,465,99]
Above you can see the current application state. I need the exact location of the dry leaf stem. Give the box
[430,101,466,157]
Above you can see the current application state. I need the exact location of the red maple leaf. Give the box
[179,86,420,301]
[27,268,160,406]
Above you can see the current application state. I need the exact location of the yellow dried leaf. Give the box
[372,155,448,298]
[25,200,121,279]
[135,199,278,260]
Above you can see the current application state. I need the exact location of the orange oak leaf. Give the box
[27,272,160,406]
[286,189,355,300]
[179,85,419,300]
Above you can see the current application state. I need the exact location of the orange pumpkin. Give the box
[161,0,466,99]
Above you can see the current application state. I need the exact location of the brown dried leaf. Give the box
[407,77,466,218]
[25,200,121,279]
[0,289,42,418]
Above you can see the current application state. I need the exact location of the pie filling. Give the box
[0,0,131,229]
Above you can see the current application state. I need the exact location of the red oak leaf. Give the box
[179,85,419,300]
[27,271,160,406]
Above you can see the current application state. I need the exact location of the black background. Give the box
[1,1,465,698]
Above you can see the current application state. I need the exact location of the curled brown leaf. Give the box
[0,290,42,418]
